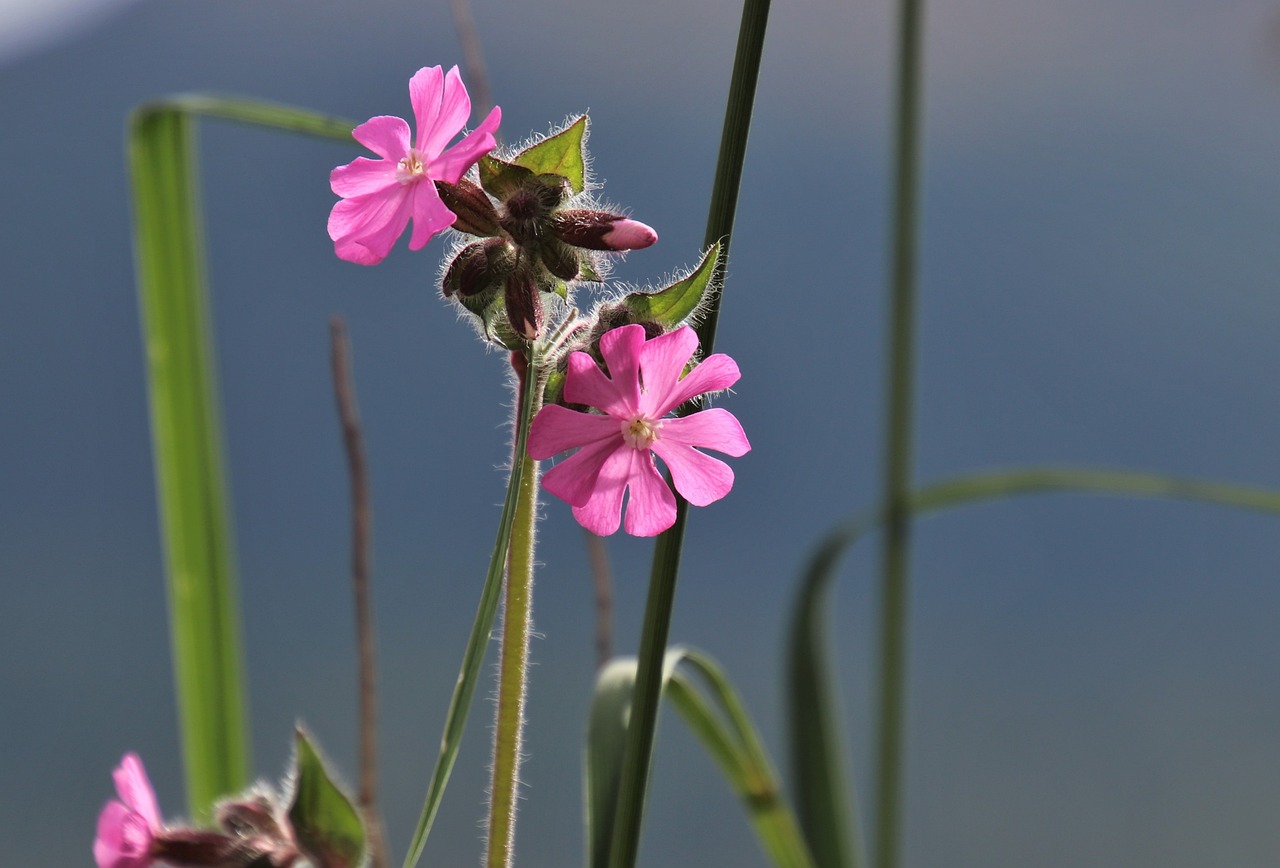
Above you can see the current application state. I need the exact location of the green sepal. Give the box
[478,155,535,201]
[513,115,588,194]
[620,243,721,328]
[543,369,566,406]
[579,258,604,282]
[288,728,366,868]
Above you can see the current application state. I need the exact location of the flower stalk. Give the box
[484,349,545,868]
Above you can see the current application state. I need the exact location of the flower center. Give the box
[396,149,427,184]
[621,416,661,450]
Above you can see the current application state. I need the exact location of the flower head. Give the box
[329,66,501,265]
[528,325,750,536]
[95,753,163,868]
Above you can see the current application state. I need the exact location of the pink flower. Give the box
[528,325,750,536]
[94,753,163,868]
[329,66,501,265]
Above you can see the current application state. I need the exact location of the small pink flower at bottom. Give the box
[328,65,501,265]
[94,753,163,868]
[528,324,750,536]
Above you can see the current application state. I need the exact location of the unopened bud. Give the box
[550,210,658,251]
[434,179,502,237]
[442,238,515,299]
[504,268,544,341]
[539,239,581,281]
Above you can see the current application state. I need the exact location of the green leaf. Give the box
[289,729,366,868]
[513,115,588,193]
[620,244,720,329]
[785,464,1280,868]
[588,649,814,868]
[788,528,864,868]
[478,155,534,201]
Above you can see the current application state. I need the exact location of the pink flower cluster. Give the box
[528,325,750,536]
[329,65,501,264]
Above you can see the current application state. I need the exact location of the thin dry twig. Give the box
[581,529,614,671]
[448,0,494,121]
[329,316,388,868]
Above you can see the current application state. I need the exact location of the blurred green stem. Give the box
[609,0,772,865]
[875,1,926,867]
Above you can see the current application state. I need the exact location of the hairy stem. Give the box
[484,353,544,868]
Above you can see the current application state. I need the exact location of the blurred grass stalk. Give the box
[128,98,353,816]
[875,1,925,867]
[607,0,773,865]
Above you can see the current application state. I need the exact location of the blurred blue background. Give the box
[3,0,1280,865]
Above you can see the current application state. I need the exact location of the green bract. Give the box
[288,729,366,868]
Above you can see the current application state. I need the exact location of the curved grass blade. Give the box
[129,96,353,815]
[130,106,249,816]
[788,465,1280,868]
[589,649,813,868]
[787,524,865,868]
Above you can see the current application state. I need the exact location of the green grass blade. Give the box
[874,0,927,864]
[588,650,813,868]
[137,94,355,141]
[129,106,249,816]
[671,650,815,868]
[787,525,866,868]
[788,464,1280,868]
[401,361,542,868]
[129,95,352,815]
[614,0,773,864]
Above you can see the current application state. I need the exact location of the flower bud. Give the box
[504,268,544,341]
[550,210,657,251]
[435,179,502,236]
[442,238,515,299]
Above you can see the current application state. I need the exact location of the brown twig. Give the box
[581,529,614,671]
[448,0,495,122]
[329,317,388,868]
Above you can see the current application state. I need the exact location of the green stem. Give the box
[610,1,773,865]
[875,2,926,868]
[485,354,543,868]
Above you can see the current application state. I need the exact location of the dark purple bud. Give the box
[443,238,515,299]
[550,210,658,251]
[504,269,544,341]
[434,179,502,237]
[539,239,580,281]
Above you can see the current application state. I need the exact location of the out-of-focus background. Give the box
[4,0,1280,864]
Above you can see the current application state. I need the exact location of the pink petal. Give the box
[418,66,472,158]
[651,440,736,507]
[636,327,699,417]
[566,445,635,535]
[542,436,624,508]
[113,754,161,829]
[352,115,411,161]
[562,352,633,418]
[583,325,645,411]
[660,407,751,457]
[330,156,398,198]
[602,218,657,251]
[407,180,458,250]
[94,802,153,868]
[620,449,678,536]
[328,187,414,265]
[407,67,443,155]
[650,353,741,418]
[432,105,501,183]
[528,404,619,459]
